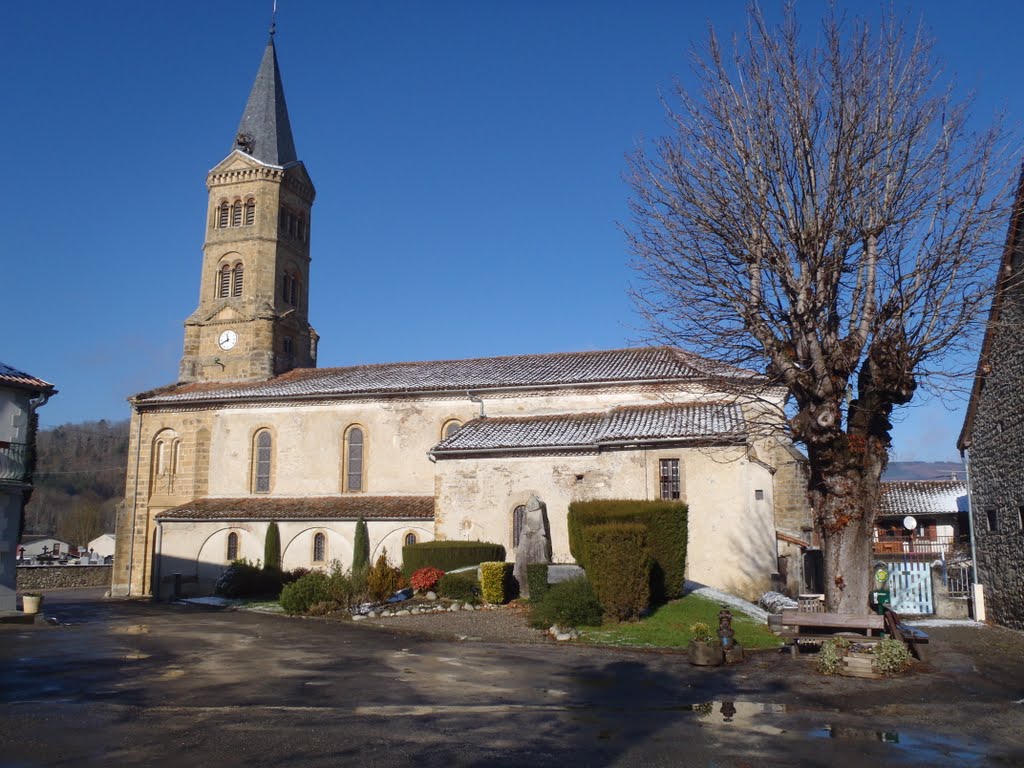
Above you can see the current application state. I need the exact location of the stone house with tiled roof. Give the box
[1,362,55,612]
[873,480,969,558]
[958,164,1024,630]
[112,34,813,601]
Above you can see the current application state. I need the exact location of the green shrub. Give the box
[402,540,506,576]
[568,499,687,602]
[410,566,445,592]
[366,549,404,603]
[280,571,332,614]
[215,558,283,598]
[581,523,651,621]
[264,522,281,571]
[526,563,549,600]
[873,638,912,675]
[327,563,361,609]
[437,572,480,603]
[815,636,852,675]
[353,515,370,574]
[480,562,514,604]
[528,576,603,629]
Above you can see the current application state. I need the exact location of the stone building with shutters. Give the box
[112,33,813,601]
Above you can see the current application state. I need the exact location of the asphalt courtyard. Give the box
[1,589,1023,767]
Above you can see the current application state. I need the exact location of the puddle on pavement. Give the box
[687,701,987,765]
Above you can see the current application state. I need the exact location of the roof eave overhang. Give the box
[429,434,748,460]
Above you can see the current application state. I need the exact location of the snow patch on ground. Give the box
[178,596,235,607]
[906,618,984,628]
[684,581,769,622]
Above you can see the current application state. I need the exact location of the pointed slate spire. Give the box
[234,36,298,166]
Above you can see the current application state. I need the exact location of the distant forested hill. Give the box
[24,420,129,544]
[882,461,964,482]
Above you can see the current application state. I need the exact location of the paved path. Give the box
[1,590,1022,767]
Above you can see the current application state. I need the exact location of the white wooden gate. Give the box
[883,560,934,615]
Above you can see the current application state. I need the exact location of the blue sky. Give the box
[2,1,1021,462]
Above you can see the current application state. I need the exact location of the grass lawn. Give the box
[579,594,782,650]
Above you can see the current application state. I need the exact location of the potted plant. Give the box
[687,622,723,666]
[22,593,43,615]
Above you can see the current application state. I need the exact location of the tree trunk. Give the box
[821,517,874,612]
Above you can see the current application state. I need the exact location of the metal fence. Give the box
[945,563,972,598]
[0,442,29,482]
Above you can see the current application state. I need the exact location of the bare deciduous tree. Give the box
[626,5,1012,611]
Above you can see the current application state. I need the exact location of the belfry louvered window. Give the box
[244,198,256,226]
[254,431,272,494]
[219,265,232,297]
[232,264,244,297]
[345,427,364,492]
[218,202,230,228]
[231,201,243,227]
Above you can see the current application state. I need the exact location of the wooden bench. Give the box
[779,609,885,657]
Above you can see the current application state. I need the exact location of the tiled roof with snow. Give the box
[135,347,760,406]
[156,495,434,521]
[430,402,746,455]
[878,481,968,517]
[0,362,54,393]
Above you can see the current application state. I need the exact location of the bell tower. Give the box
[179,33,317,383]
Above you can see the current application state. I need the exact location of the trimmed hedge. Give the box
[437,572,480,603]
[480,562,515,605]
[528,576,603,629]
[581,523,651,621]
[568,499,687,602]
[526,563,549,601]
[402,540,506,577]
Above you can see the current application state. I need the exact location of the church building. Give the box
[112,34,813,602]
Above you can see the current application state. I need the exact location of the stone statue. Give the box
[514,495,552,598]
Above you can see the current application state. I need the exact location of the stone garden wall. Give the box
[17,565,112,591]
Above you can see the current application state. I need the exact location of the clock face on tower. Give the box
[218,330,238,350]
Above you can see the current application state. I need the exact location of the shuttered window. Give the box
[231,201,242,227]
[244,198,256,226]
[218,203,230,228]
[232,264,244,297]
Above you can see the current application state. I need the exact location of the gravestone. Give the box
[513,495,552,597]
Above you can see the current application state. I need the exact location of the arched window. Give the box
[512,505,526,549]
[442,420,462,441]
[170,439,180,475]
[243,198,256,226]
[282,272,299,306]
[344,426,365,492]
[232,263,244,297]
[405,532,417,547]
[218,202,230,229]
[313,532,326,563]
[227,532,239,562]
[253,430,272,493]
[231,200,243,227]
[219,265,232,298]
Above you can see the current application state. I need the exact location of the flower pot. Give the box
[687,639,723,666]
[22,595,43,615]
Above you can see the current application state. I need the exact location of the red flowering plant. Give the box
[410,566,445,593]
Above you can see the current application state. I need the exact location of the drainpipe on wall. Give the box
[962,449,986,622]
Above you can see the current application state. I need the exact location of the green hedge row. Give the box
[526,563,549,601]
[402,540,506,577]
[480,561,515,604]
[581,523,651,621]
[568,499,687,602]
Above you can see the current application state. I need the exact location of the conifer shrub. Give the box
[568,499,687,602]
[279,570,332,614]
[402,541,506,577]
[366,549,405,602]
[437,572,481,603]
[526,563,549,601]
[480,561,514,605]
[352,515,370,575]
[580,523,652,621]
[264,522,281,571]
[528,576,603,629]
